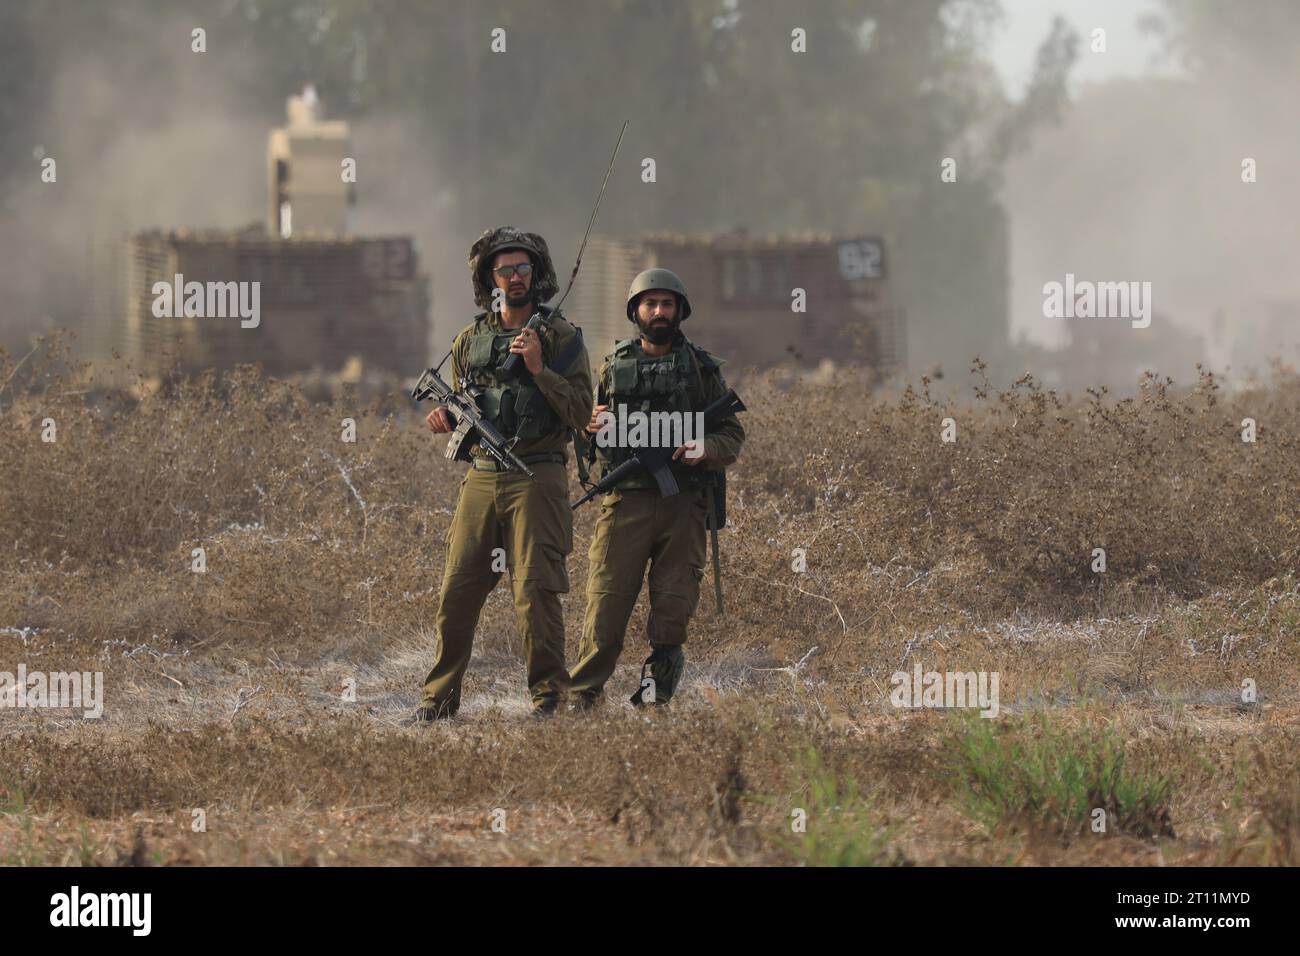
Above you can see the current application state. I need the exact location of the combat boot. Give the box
[629,644,685,706]
[569,690,602,714]
[406,701,455,725]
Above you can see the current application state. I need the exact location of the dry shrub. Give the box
[1,340,1298,667]
[1214,746,1300,866]
[1,339,453,646]
[734,359,1300,605]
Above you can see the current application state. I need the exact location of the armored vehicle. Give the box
[90,87,429,383]
[568,230,903,373]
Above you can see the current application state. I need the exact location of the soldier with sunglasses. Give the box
[415,227,592,720]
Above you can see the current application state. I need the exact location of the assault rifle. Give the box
[571,389,746,509]
[410,363,535,478]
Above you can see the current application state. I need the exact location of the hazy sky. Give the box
[996,0,1192,357]
[991,0,1174,97]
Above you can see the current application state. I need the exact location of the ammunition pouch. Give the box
[464,319,560,442]
[597,338,710,489]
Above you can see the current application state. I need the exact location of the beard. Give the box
[505,282,533,307]
[636,315,680,346]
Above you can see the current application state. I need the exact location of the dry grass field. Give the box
[2,338,1298,866]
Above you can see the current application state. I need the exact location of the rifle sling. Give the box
[706,492,724,614]
[544,327,590,486]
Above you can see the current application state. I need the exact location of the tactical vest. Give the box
[462,313,561,442]
[597,336,716,486]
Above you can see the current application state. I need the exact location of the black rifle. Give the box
[410,364,535,478]
[571,389,746,509]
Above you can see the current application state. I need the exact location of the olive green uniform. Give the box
[568,334,744,700]
[420,308,592,714]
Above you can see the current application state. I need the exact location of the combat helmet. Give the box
[468,226,559,309]
[626,267,692,322]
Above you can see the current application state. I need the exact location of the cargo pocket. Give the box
[520,543,570,593]
[541,467,574,556]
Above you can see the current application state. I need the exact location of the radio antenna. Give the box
[551,119,628,315]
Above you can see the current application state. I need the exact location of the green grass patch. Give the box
[780,747,899,866]
[947,712,1175,839]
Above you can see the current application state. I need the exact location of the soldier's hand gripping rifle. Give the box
[571,389,746,509]
[411,362,536,478]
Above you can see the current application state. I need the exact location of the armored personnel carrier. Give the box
[568,230,903,373]
[89,87,429,384]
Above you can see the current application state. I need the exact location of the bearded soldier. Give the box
[417,227,593,720]
[569,268,745,708]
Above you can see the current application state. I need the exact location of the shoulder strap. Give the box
[464,315,502,375]
[690,343,720,372]
[550,326,585,373]
[684,341,712,404]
